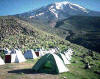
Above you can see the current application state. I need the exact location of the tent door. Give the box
[5,55,11,63]
[35,52,39,57]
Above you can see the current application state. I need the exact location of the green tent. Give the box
[32,53,69,74]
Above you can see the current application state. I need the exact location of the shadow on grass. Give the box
[8,69,57,75]
[8,68,38,74]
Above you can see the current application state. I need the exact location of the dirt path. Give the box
[0,62,59,79]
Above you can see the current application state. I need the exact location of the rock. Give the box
[84,63,91,69]
[63,76,67,79]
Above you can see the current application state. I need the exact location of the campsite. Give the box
[0,0,100,79]
[0,48,100,79]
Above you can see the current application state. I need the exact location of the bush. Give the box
[0,50,5,59]
[84,56,94,65]
[58,44,68,53]
[47,41,55,48]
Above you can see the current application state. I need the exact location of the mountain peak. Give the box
[55,1,71,5]
[16,1,100,27]
[54,1,88,13]
[54,1,72,10]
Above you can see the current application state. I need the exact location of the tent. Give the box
[5,54,16,63]
[65,48,73,56]
[12,49,26,63]
[56,53,71,64]
[64,48,73,61]
[4,48,11,54]
[24,49,37,59]
[47,48,57,54]
[5,49,26,63]
[32,53,69,74]
[0,57,5,65]
[35,49,44,57]
[64,53,72,61]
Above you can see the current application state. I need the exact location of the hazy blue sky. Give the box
[0,0,100,16]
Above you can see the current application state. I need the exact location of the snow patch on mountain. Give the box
[29,16,34,18]
[72,4,88,13]
[54,1,88,13]
[36,12,44,16]
[29,12,44,18]
[49,5,58,18]
[55,1,70,9]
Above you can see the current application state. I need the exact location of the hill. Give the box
[16,15,100,52]
[0,16,100,79]
[0,16,76,51]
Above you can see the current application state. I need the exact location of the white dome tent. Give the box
[64,48,73,61]
[13,49,26,63]
[5,49,26,63]
[59,53,71,64]
[66,48,73,56]
[0,56,5,65]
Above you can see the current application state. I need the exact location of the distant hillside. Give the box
[15,15,100,52]
[16,15,100,52]
[0,16,62,49]
[55,16,100,52]
[0,16,77,51]
[0,16,98,53]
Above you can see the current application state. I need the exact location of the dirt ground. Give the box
[0,62,59,79]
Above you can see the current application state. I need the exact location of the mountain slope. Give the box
[0,16,74,50]
[55,16,100,52]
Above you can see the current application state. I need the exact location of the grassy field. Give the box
[60,56,100,79]
[0,55,100,79]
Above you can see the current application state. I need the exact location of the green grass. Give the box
[25,58,39,64]
[59,55,100,79]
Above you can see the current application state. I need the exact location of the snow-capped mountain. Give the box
[16,1,100,27]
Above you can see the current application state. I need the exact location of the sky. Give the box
[0,0,100,16]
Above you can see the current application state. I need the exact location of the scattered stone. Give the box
[63,76,67,79]
[84,63,91,69]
